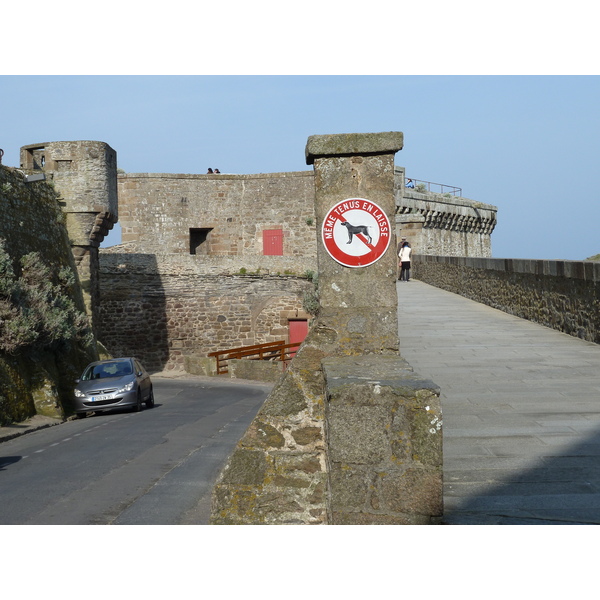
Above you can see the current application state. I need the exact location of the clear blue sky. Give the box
[1,75,599,260]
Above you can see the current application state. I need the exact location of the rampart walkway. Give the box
[397,280,600,524]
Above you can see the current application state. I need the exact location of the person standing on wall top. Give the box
[399,241,412,282]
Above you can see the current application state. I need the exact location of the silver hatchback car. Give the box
[73,357,154,417]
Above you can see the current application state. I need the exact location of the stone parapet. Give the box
[397,190,497,234]
[395,186,497,258]
[210,327,332,524]
[324,355,442,524]
[116,170,317,257]
[415,255,600,343]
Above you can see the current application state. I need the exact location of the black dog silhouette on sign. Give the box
[339,221,372,244]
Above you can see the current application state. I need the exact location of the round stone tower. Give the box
[20,141,118,335]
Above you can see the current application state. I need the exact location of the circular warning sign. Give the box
[321,198,392,268]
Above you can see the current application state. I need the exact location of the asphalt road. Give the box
[0,376,272,525]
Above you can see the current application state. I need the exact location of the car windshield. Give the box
[82,361,133,381]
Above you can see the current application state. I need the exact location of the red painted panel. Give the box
[263,229,283,255]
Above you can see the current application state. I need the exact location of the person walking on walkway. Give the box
[397,237,407,279]
[399,241,412,281]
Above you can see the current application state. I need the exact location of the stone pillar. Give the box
[210,132,442,525]
[305,132,403,354]
[307,132,443,524]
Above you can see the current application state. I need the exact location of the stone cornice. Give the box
[396,189,497,235]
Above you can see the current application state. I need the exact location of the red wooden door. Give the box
[289,319,308,357]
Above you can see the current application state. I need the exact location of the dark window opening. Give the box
[23,147,46,170]
[190,228,213,255]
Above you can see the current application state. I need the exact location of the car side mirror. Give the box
[74,378,80,383]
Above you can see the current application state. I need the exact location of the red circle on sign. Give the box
[321,198,392,268]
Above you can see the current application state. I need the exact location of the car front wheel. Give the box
[145,387,155,409]
[133,390,142,412]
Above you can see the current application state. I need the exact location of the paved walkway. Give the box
[397,280,600,524]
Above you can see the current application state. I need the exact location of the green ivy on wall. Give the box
[0,238,93,354]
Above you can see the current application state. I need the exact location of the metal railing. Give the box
[208,340,302,375]
[405,178,462,197]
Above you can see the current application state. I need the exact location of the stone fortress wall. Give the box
[101,165,497,372]
[100,170,319,372]
[0,136,498,423]
[0,152,107,424]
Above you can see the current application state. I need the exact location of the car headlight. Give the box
[115,381,135,395]
[74,389,86,398]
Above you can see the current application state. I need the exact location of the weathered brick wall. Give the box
[98,253,314,372]
[415,255,600,343]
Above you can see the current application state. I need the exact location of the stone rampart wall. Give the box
[100,168,497,374]
[98,253,314,373]
[116,169,497,262]
[0,166,98,424]
[117,171,317,258]
[99,171,320,372]
[414,255,600,344]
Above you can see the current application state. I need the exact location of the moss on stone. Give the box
[242,420,285,450]
[260,373,308,417]
[220,449,268,486]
